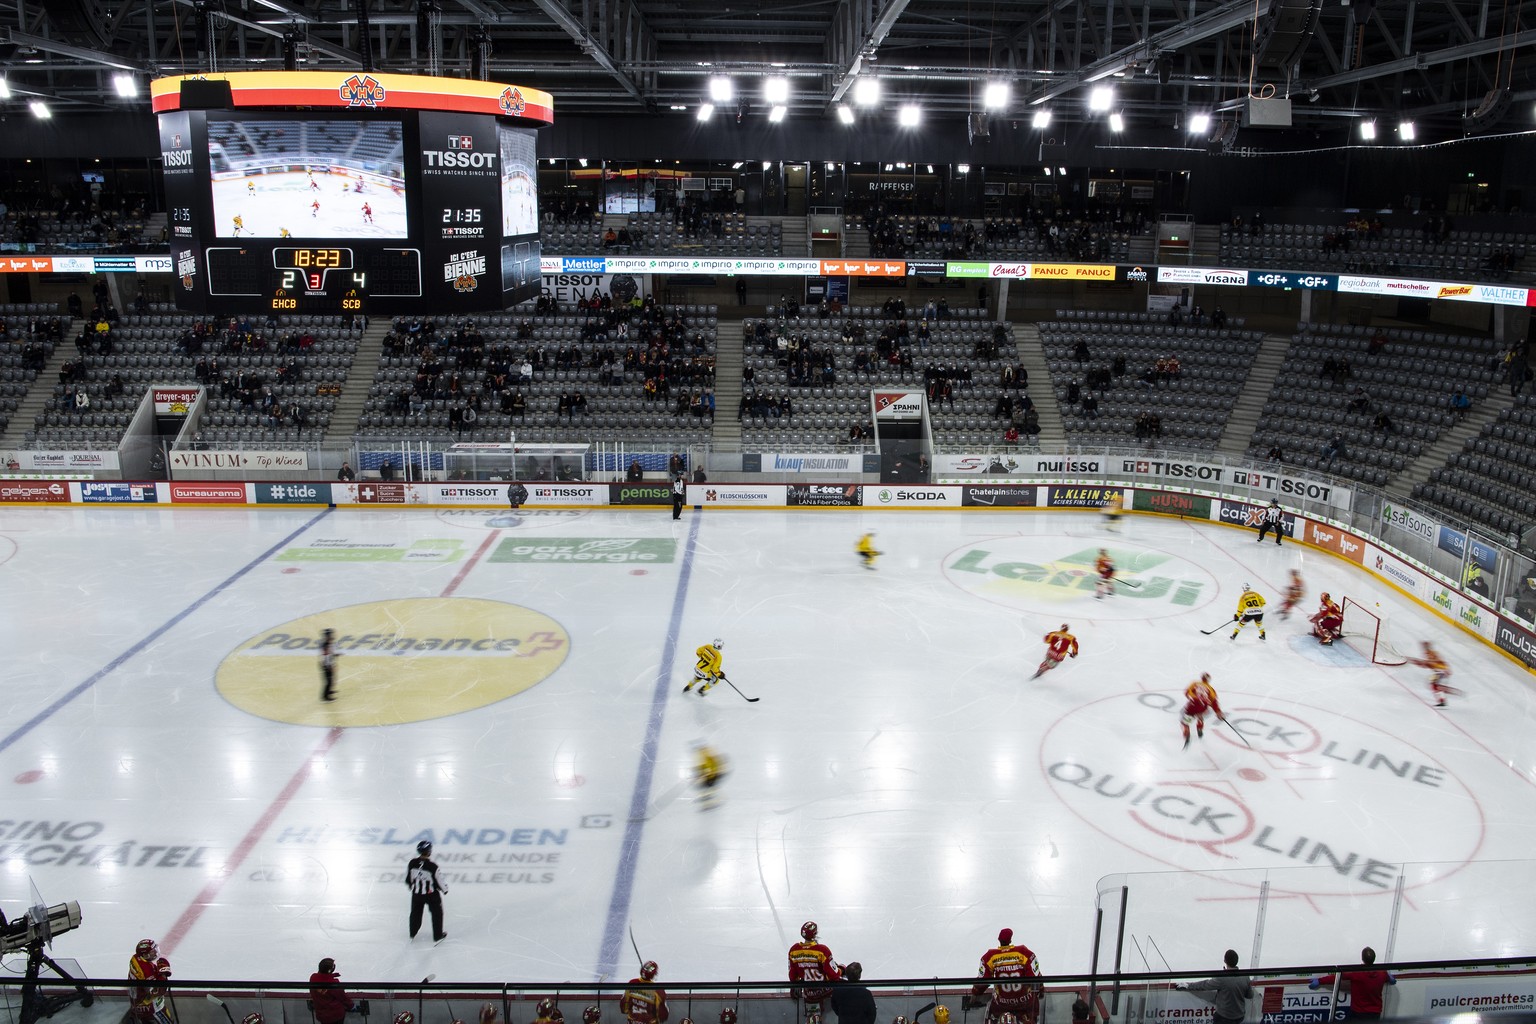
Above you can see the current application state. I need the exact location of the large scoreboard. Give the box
[152,72,551,315]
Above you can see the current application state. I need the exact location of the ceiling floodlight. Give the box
[763,77,789,104]
[854,77,880,106]
[696,103,715,121]
[1188,113,1211,133]
[1108,112,1125,132]
[1360,120,1376,140]
[1399,120,1416,141]
[0,79,11,99]
[768,105,787,123]
[29,100,50,119]
[983,82,1011,109]
[1032,109,1051,128]
[836,104,855,124]
[709,76,734,102]
[113,73,138,97]
[898,104,921,127]
[957,164,970,173]
[1089,86,1114,111]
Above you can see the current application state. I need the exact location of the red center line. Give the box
[161,725,345,955]
[441,528,502,597]
[164,526,501,953]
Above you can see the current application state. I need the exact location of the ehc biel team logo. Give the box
[499,87,527,116]
[339,73,387,107]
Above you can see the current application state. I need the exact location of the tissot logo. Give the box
[424,151,496,169]
[162,150,194,168]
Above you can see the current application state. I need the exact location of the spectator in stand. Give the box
[1368,331,1389,355]
[1450,391,1472,419]
[1112,353,1127,378]
[1073,339,1091,364]
[627,459,645,482]
[1322,433,1346,467]
[1003,424,1020,444]
[1066,379,1081,406]
[1265,444,1284,463]
[850,422,867,442]
[1082,392,1100,420]
[1347,386,1372,413]
[1211,306,1227,329]
[1373,411,1395,433]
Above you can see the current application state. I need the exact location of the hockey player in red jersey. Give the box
[533,1000,565,1024]
[128,939,173,1024]
[1309,593,1342,645]
[1033,624,1079,679]
[1411,642,1459,708]
[1094,550,1115,599]
[962,928,1043,1024]
[1279,570,1304,619]
[1181,673,1225,749]
[621,961,668,1024]
[788,921,841,1010]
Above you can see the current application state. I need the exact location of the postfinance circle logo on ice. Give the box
[1041,692,1482,895]
[942,536,1215,616]
[217,598,569,726]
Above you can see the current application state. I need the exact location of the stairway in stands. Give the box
[325,320,392,442]
[844,225,871,258]
[1,325,75,448]
[1009,322,1066,446]
[1387,389,1515,499]
[1216,332,1292,454]
[772,216,807,257]
[711,319,745,451]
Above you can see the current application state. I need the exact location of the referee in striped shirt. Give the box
[406,840,448,942]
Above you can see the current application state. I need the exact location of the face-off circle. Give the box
[942,534,1219,620]
[217,597,570,726]
[1041,691,1484,895]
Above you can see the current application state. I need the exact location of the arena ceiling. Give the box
[0,0,1531,142]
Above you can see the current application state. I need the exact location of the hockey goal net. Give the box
[1339,597,1409,665]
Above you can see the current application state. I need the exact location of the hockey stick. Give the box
[1200,619,1236,635]
[629,926,645,969]
[719,675,760,703]
[912,1003,939,1022]
[206,995,237,1024]
[1221,717,1252,748]
[1115,578,1142,589]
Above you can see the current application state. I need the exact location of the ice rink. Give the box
[211,172,409,240]
[2,505,1535,986]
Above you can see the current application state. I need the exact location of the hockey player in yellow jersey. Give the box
[856,531,881,570]
[1231,583,1267,641]
[683,638,724,695]
[694,743,728,809]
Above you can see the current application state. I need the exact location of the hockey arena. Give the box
[2,504,1533,983]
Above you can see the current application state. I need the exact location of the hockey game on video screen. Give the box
[207,116,410,240]
[498,123,541,304]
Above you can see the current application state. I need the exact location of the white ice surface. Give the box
[1,506,1534,986]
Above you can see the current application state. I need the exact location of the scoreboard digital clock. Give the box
[154,71,549,315]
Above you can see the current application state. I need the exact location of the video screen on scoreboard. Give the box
[498,125,538,237]
[206,117,409,240]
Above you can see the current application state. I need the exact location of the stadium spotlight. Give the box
[0,79,9,99]
[957,164,971,173]
[768,105,787,123]
[1058,166,1067,175]
[1359,119,1376,140]
[1032,109,1051,128]
[1399,120,1416,141]
[1044,167,1053,176]
[898,104,921,127]
[853,77,881,106]
[709,76,734,102]
[983,82,1011,109]
[113,74,138,98]
[28,100,50,119]
[1108,112,1125,132]
[1187,112,1211,133]
[763,77,790,104]
[696,102,715,121]
[836,104,855,124]
[577,158,588,167]
[1089,86,1114,111]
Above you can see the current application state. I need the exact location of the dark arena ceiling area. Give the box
[0,0,1531,151]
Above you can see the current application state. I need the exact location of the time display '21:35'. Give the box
[443,208,483,223]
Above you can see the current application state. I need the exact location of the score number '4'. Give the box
[282,270,369,291]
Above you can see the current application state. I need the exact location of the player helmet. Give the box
[396,1014,415,1024]
[713,639,723,650]
[807,1014,821,1024]
[319,958,336,974]
[1060,623,1069,631]
[1242,583,1251,592]
[998,927,1014,945]
[135,939,157,959]
[480,1004,498,1024]
[536,1000,558,1018]
[582,1008,601,1024]
[893,1017,908,1024]
[720,1010,737,1024]
[416,840,432,854]
[1321,592,1331,602]
[801,921,818,941]
[1201,672,1211,683]
[640,961,659,981]
[934,1008,951,1024]
[1000,1015,1019,1024]
[244,1014,264,1024]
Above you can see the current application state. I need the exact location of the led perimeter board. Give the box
[153,72,552,315]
